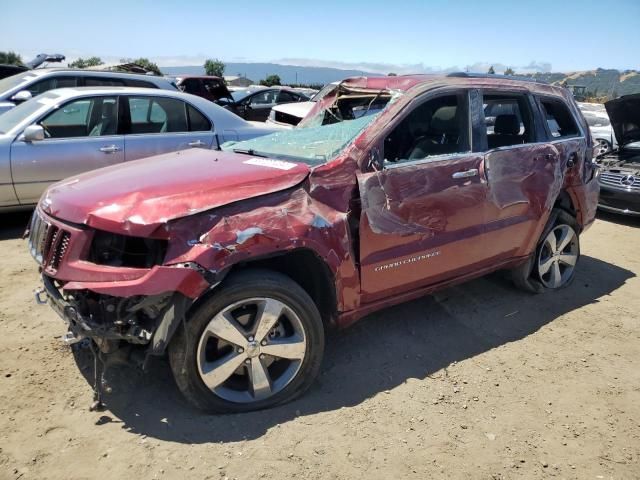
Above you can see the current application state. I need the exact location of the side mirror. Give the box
[368,147,384,171]
[23,125,45,142]
[11,90,32,104]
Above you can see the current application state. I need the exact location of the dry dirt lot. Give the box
[0,211,639,480]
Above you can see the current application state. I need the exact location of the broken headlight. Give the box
[89,230,167,268]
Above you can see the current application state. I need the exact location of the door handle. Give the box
[99,145,120,154]
[188,140,207,148]
[567,153,578,168]
[452,168,478,179]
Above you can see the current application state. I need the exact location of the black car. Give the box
[217,87,309,122]
[595,94,640,216]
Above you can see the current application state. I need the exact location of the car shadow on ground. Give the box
[0,211,31,241]
[71,254,634,443]
[596,210,640,228]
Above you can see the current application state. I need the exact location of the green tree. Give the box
[260,74,281,87]
[204,58,225,77]
[504,67,515,76]
[120,57,162,75]
[488,65,496,75]
[387,72,397,76]
[0,51,23,66]
[68,56,104,68]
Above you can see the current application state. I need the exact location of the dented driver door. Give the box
[356,153,489,303]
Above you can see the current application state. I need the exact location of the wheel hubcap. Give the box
[596,139,610,156]
[196,297,307,403]
[537,224,579,289]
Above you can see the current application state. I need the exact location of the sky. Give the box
[3,0,639,74]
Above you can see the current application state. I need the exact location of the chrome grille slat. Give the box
[28,210,72,273]
[598,172,640,191]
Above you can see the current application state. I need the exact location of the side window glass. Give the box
[483,94,534,149]
[249,91,277,105]
[187,104,211,131]
[40,96,117,138]
[85,77,125,87]
[28,77,80,96]
[539,99,579,139]
[182,79,201,94]
[383,94,469,163]
[127,97,187,133]
[277,91,297,103]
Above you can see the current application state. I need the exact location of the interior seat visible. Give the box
[89,102,117,136]
[487,114,524,148]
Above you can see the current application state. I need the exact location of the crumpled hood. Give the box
[605,94,640,147]
[42,148,310,236]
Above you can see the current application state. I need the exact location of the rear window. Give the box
[539,98,580,139]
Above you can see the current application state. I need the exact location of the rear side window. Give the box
[85,77,125,87]
[127,96,188,133]
[27,76,79,96]
[124,79,158,88]
[539,98,580,139]
[187,104,211,131]
[483,94,534,149]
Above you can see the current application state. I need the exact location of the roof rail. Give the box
[447,72,549,85]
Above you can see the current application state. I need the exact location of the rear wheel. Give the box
[511,209,580,293]
[169,269,324,413]
[594,138,612,156]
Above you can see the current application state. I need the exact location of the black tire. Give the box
[169,269,325,413]
[511,209,580,294]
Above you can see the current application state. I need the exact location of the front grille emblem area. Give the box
[620,175,636,187]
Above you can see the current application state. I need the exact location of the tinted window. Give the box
[540,98,580,138]
[124,79,157,88]
[85,77,125,87]
[277,91,299,103]
[248,90,277,105]
[27,76,79,96]
[187,104,211,131]
[127,96,188,133]
[181,78,202,93]
[483,94,534,149]
[41,96,118,138]
[384,94,469,163]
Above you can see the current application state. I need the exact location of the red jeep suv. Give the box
[28,73,599,412]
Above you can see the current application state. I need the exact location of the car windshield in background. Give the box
[222,114,375,166]
[0,92,53,133]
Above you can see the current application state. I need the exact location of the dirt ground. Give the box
[0,211,638,480]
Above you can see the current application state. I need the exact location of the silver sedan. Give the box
[0,87,279,210]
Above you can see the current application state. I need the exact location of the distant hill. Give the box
[162,63,640,99]
[162,62,381,85]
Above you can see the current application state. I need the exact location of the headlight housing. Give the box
[89,230,167,268]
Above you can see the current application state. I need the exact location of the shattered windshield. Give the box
[223,88,398,166]
[222,114,375,166]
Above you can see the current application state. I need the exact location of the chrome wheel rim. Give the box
[537,224,579,289]
[196,297,307,404]
[595,138,611,156]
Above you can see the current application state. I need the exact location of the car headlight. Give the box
[89,230,167,268]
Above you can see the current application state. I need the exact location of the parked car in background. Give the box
[0,87,278,209]
[267,82,338,127]
[0,69,178,115]
[595,93,640,215]
[174,75,233,103]
[577,102,616,156]
[28,73,598,412]
[217,87,309,122]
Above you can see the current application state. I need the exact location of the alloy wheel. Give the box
[536,224,579,288]
[595,138,611,157]
[196,297,307,403]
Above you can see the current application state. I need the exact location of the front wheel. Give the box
[169,269,325,413]
[511,209,580,293]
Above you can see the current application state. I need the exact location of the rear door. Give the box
[357,90,490,302]
[478,90,563,260]
[10,95,124,204]
[123,95,215,161]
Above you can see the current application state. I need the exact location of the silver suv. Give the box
[0,69,177,115]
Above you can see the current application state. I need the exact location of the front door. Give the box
[124,95,215,161]
[244,90,278,121]
[11,95,124,204]
[357,91,489,302]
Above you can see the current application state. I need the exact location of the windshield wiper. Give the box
[232,148,268,157]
